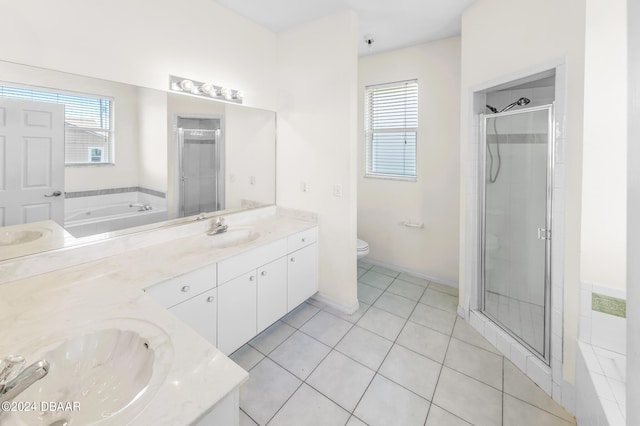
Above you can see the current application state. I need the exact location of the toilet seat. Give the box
[357,239,370,259]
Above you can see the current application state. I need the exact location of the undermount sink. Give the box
[0,229,48,246]
[0,323,172,426]
[209,228,261,248]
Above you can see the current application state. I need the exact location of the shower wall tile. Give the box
[591,311,625,355]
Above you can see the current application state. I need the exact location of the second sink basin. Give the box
[0,229,48,246]
[209,227,261,248]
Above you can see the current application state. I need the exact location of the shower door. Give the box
[178,127,223,217]
[481,104,553,362]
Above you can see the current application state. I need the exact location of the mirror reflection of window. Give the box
[88,147,104,163]
[0,83,114,165]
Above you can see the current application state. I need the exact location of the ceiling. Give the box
[214,0,476,56]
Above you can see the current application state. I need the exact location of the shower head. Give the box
[500,97,531,112]
[486,104,498,114]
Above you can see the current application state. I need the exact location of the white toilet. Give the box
[357,239,370,259]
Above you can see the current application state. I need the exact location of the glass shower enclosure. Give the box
[176,116,224,217]
[480,105,554,362]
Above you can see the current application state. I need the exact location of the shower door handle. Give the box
[537,228,551,240]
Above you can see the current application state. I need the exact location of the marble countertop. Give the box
[0,220,76,261]
[0,208,317,425]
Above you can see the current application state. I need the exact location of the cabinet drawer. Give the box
[217,238,287,284]
[145,264,217,309]
[287,227,317,252]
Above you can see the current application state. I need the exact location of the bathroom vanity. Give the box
[0,206,318,425]
[145,222,318,356]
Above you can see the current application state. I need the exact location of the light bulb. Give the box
[200,83,216,97]
[221,88,232,100]
[179,79,194,92]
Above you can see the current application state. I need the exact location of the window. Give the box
[365,79,418,180]
[0,83,114,165]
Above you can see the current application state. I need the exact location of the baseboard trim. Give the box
[361,257,459,288]
[311,292,359,315]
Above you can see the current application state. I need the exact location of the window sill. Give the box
[364,173,417,182]
[65,163,116,168]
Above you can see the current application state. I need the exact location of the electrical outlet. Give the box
[249,176,256,185]
[301,182,309,192]
[333,184,343,197]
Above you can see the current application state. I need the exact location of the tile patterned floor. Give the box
[231,260,576,426]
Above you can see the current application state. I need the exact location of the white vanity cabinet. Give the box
[144,225,318,356]
[216,239,288,355]
[169,287,217,345]
[144,264,217,345]
[287,228,318,310]
[256,256,287,333]
[217,270,257,355]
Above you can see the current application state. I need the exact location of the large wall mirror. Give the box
[0,61,276,260]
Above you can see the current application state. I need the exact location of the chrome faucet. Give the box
[208,217,228,235]
[0,355,49,404]
[130,203,152,211]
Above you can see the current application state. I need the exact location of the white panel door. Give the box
[0,98,65,226]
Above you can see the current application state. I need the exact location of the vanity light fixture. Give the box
[169,75,243,104]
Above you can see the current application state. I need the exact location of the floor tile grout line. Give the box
[264,304,365,424]
[349,288,433,424]
[239,407,260,426]
[425,316,456,425]
[427,402,476,426]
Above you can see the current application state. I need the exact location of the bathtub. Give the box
[64,203,168,238]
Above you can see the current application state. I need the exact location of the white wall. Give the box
[276,11,359,311]
[225,104,276,208]
[0,0,278,111]
[137,87,168,192]
[581,0,627,290]
[357,38,461,285]
[460,0,586,383]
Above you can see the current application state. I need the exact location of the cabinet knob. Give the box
[181,285,190,292]
[301,237,306,242]
[206,296,215,303]
[261,271,267,276]
[290,257,295,262]
[249,275,256,281]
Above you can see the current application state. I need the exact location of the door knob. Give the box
[44,191,62,197]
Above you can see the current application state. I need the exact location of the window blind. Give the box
[0,84,113,165]
[365,80,418,179]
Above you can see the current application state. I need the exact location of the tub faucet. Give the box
[208,217,228,235]
[130,203,152,211]
[0,355,49,404]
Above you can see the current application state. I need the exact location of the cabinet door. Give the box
[257,257,288,333]
[217,271,257,355]
[287,243,318,311]
[169,287,217,346]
